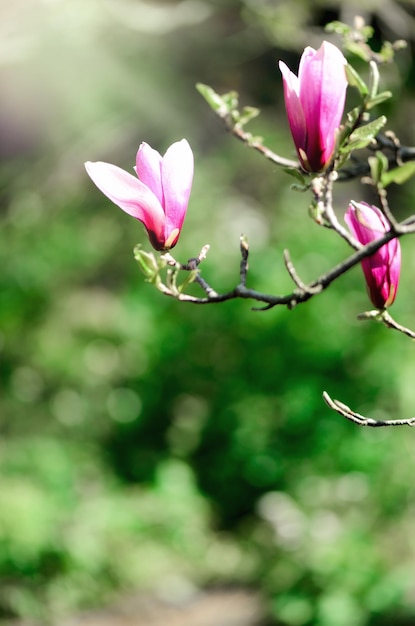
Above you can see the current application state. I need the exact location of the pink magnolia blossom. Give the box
[345,201,401,309]
[279,41,347,172]
[85,139,194,251]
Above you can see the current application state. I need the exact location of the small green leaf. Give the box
[196,84,239,116]
[291,184,309,192]
[368,151,389,185]
[345,64,369,96]
[342,115,387,152]
[179,270,199,293]
[246,134,263,146]
[325,21,351,36]
[222,90,239,112]
[282,167,307,185]
[365,91,392,110]
[308,200,328,225]
[344,41,371,62]
[235,106,260,127]
[166,268,179,296]
[196,83,226,113]
[381,162,415,187]
[134,245,159,280]
[346,107,361,127]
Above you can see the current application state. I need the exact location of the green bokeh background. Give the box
[1,1,415,624]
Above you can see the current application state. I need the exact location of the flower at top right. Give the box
[279,41,348,173]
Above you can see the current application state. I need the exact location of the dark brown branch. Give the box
[171,216,415,308]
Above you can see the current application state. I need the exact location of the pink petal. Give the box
[297,46,317,84]
[316,42,347,155]
[85,161,165,240]
[299,42,347,170]
[279,61,307,165]
[345,202,401,308]
[135,143,164,207]
[161,139,194,239]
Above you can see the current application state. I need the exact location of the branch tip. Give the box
[323,391,415,427]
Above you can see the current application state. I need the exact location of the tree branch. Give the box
[323,391,415,427]
[357,309,415,339]
[224,116,300,169]
[166,216,415,309]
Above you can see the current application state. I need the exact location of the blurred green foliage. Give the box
[1,1,415,624]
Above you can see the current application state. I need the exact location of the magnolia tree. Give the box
[86,18,415,428]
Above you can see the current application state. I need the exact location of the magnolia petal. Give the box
[297,46,317,85]
[316,42,347,160]
[345,201,401,309]
[387,239,401,306]
[347,203,390,248]
[363,263,390,309]
[298,42,347,171]
[85,161,165,242]
[298,46,325,169]
[136,143,164,207]
[161,139,194,238]
[279,61,307,166]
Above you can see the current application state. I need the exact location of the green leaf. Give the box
[133,245,159,280]
[368,151,389,185]
[345,64,369,96]
[196,83,226,113]
[344,41,371,62]
[282,167,307,186]
[179,270,199,293]
[345,107,361,127]
[166,268,179,296]
[308,200,328,226]
[381,162,415,187]
[378,40,406,63]
[365,91,392,110]
[222,90,239,112]
[342,115,387,153]
[246,134,263,146]
[325,21,351,36]
[235,106,260,127]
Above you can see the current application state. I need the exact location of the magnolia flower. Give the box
[345,201,401,309]
[85,139,194,251]
[279,41,347,172]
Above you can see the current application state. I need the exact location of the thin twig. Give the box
[195,275,218,298]
[356,309,415,339]
[311,172,361,249]
[239,235,249,287]
[283,249,322,294]
[222,115,300,170]
[377,186,400,230]
[380,311,415,339]
[323,391,415,427]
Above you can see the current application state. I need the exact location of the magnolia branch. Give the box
[166,215,415,310]
[310,173,361,248]
[223,115,299,169]
[357,309,415,339]
[323,391,415,427]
